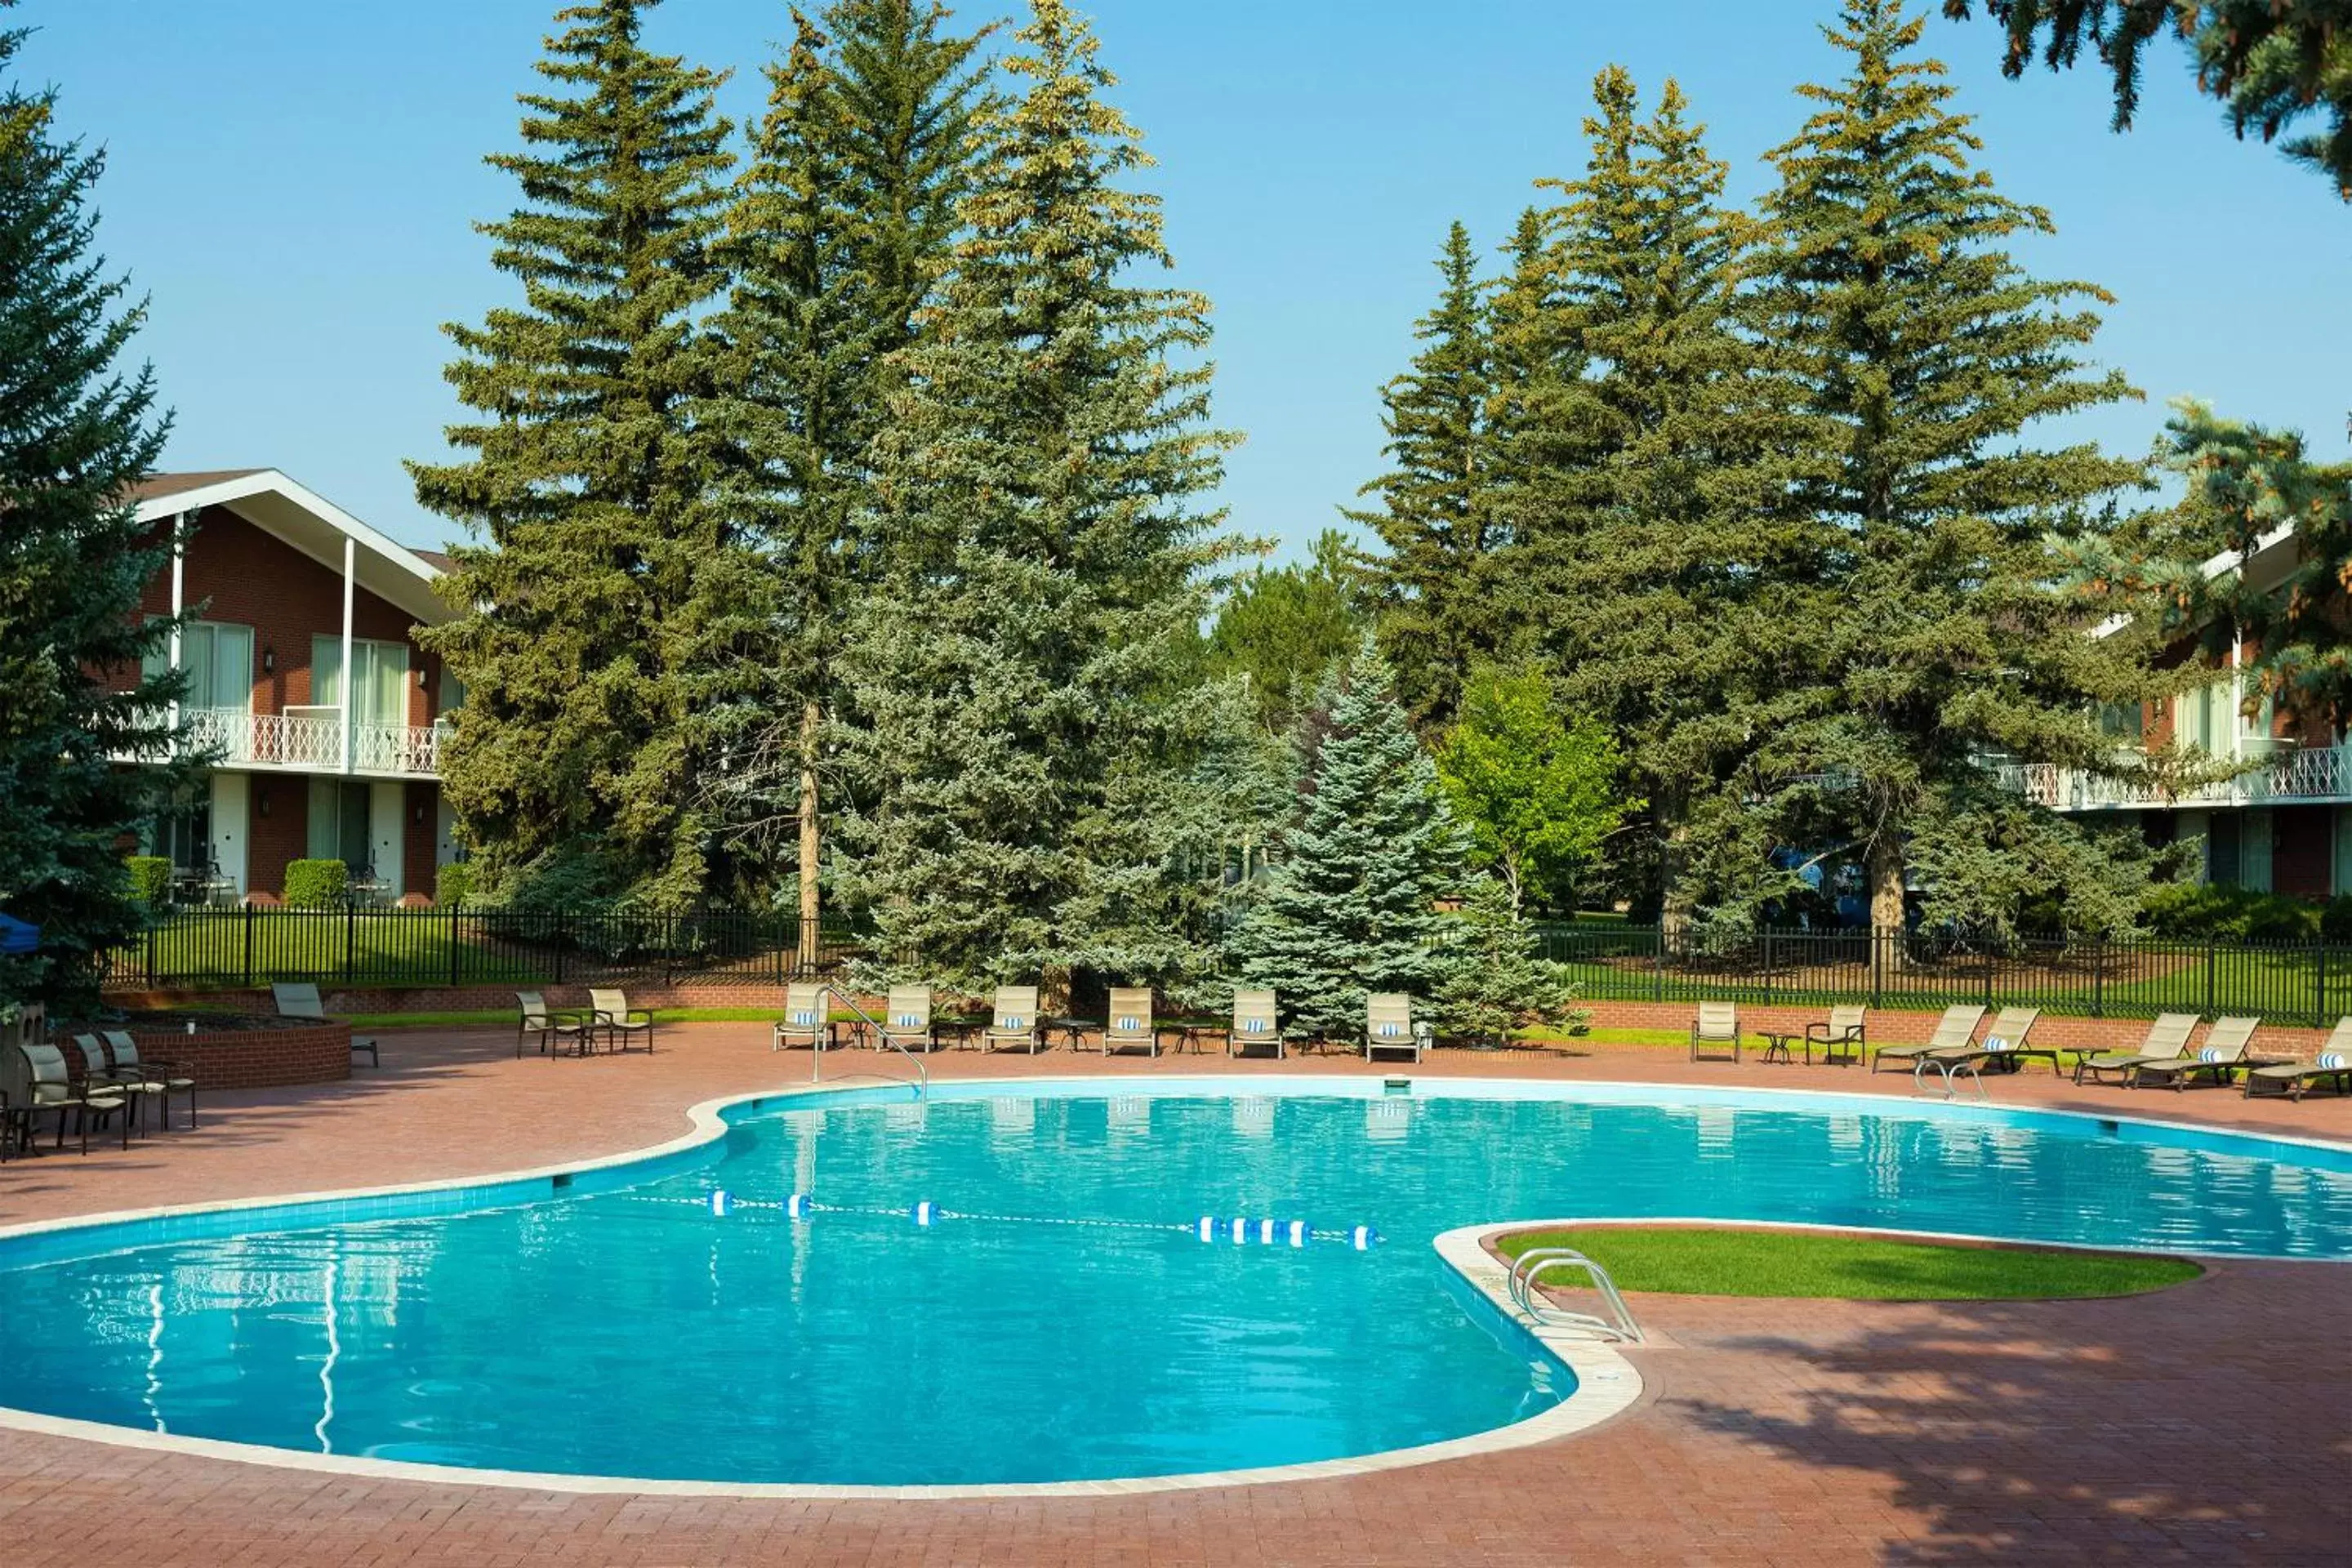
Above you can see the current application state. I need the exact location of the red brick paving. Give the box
[2,1027,2347,1566]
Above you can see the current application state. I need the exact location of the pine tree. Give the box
[1752,0,2156,936]
[835,0,1237,992]
[409,0,737,911]
[1226,639,1468,1042]
[0,7,182,1009]
[1350,221,1502,732]
[1202,530,1365,733]
[1512,69,1795,929]
[1432,875,1588,1047]
[707,1,991,959]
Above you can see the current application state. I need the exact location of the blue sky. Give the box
[23,0,2350,558]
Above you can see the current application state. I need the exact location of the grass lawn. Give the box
[1495,1225,2203,1299]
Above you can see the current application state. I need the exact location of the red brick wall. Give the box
[403,781,439,898]
[122,1022,351,1091]
[1578,1000,2340,1055]
[247,775,310,898]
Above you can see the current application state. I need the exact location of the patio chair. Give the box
[2132,1015,2260,1090]
[515,991,590,1058]
[880,985,938,1054]
[771,982,835,1053]
[100,1030,196,1131]
[1805,1004,1868,1066]
[1365,993,1421,1062]
[2074,1013,2201,1086]
[1870,1005,1987,1073]
[982,986,1042,1054]
[1229,988,1284,1059]
[587,988,655,1054]
[272,982,379,1067]
[1102,987,1160,1057]
[73,1032,160,1138]
[2243,1018,2352,1101]
[1910,1007,2046,1098]
[16,1043,127,1154]
[1690,1001,1740,1063]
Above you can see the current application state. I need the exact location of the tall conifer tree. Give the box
[835,0,1236,991]
[709,0,989,958]
[1351,221,1501,732]
[0,7,183,1009]
[1752,0,2157,935]
[411,0,737,910]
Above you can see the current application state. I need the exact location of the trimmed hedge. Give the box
[283,858,350,910]
[126,855,174,907]
[2141,882,2352,943]
[434,860,474,908]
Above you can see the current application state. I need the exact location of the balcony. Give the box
[1998,742,2352,812]
[180,706,444,778]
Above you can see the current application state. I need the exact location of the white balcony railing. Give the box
[1998,742,2352,811]
[179,706,443,778]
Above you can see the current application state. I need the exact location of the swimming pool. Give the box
[2,1077,2347,1489]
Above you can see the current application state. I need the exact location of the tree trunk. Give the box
[797,700,821,969]
[1867,828,1905,971]
[1656,783,1692,942]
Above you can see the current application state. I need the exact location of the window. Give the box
[147,793,211,872]
[312,636,410,728]
[2097,702,2145,742]
[140,619,254,711]
[307,778,372,870]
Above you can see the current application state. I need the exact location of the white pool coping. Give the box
[1,1071,2342,1496]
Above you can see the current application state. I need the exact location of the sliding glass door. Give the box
[310,636,409,728]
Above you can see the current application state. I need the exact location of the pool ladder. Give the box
[809,990,929,1100]
[1506,1248,1645,1343]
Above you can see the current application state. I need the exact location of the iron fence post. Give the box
[243,902,255,989]
[1761,929,1773,1009]
[1870,926,1883,1010]
[1651,928,1664,1003]
[344,901,356,987]
[449,902,462,989]
[145,916,158,988]
[2206,938,2217,1017]
[2091,933,2105,1019]
[554,910,567,987]
[2316,942,2327,1028]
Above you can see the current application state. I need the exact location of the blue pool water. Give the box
[1,1080,2348,1486]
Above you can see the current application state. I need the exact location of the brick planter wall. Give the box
[125,1021,351,1091]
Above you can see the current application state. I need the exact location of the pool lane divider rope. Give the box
[630,1191,1383,1249]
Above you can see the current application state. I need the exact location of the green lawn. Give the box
[1495,1225,2202,1299]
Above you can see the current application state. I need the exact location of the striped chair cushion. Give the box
[789,1011,818,1026]
[2198,1046,2224,1062]
[1114,1017,1143,1031]
[2318,1052,2346,1070]
[893,1013,921,1028]
[1377,1022,1404,1036]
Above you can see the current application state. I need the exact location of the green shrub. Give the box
[2141,882,2319,942]
[125,855,174,907]
[283,858,350,909]
[434,860,475,908]
[2324,897,2352,943]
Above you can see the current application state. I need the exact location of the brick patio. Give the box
[2,1027,2346,1566]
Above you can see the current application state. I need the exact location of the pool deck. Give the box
[2,1027,2346,1566]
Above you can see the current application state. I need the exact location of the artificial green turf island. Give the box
[1495,1226,2203,1300]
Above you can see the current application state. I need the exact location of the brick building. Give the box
[2004,523,2352,897]
[123,470,458,902]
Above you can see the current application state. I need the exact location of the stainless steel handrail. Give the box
[1506,1246,1644,1343]
[1912,1053,1989,1102]
[812,985,929,1098]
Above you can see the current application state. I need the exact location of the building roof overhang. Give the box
[132,470,448,626]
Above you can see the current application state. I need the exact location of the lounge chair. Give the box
[515,991,591,1058]
[1806,1004,1868,1066]
[587,988,655,1053]
[100,1030,196,1131]
[16,1043,127,1154]
[1365,993,1420,1062]
[1690,1001,1740,1063]
[2244,1018,2352,1101]
[272,982,379,1066]
[1870,1004,1987,1073]
[1910,1007,2046,1098]
[2132,1015,2259,1090]
[1102,987,1160,1057]
[880,985,938,1054]
[2074,1013,2201,1085]
[1229,988,1283,1059]
[983,986,1042,1054]
[770,982,835,1053]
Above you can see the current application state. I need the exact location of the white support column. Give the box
[339,536,355,775]
[167,511,188,742]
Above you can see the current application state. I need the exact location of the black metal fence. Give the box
[102,906,862,993]
[1531,923,2352,1027]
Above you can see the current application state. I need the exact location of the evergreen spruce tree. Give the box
[1432,876,1588,1047]
[835,0,1237,992]
[1513,69,1796,929]
[1752,0,2158,936]
[409,0,738,911]
[1350,221,1502,732]
[1226,639,1468,1042]
[707,0,990,959]
[0,7,183,1009]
